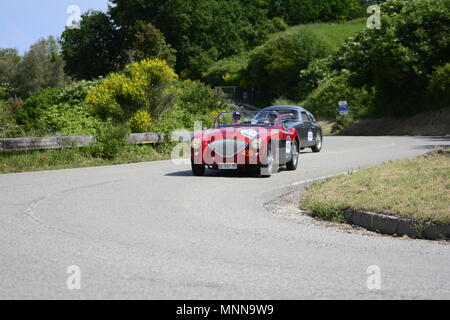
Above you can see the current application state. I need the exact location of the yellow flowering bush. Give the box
[85,58,178,121]
[128,110,153,133]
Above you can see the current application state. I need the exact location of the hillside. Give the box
[268,18,366,51]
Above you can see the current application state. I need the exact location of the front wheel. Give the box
[286,140,299,171]
[260,144,275,178]
[191,162,205,176]
[311,133,323,153]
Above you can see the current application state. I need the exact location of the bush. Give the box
[333,0,450,116]
[245,30,332,100]
[89,125,129,160]
[86,58,178,122]
[36,103,101,136]
[17,88,60,127]
[428,63,450,109]
[270,17,288,32]
[303,72,375,118]
[202,53,250,87]
[0,100,24,138]
[129,110,153,133]
[298,56,336,101]
[17,80,101,136]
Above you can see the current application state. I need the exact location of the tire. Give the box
[286,140,299,171]
[191,162,206,176]
[311,132,323,153]
[260,143,275,178]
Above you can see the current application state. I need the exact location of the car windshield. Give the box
[215,111,281,128]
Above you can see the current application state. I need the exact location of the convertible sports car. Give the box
[262,106,323,153]
[191,111,300,177]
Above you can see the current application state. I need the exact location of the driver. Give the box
[232,111,241,125]
[268,111,278,125]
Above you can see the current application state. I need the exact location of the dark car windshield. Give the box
[215,111,281,128]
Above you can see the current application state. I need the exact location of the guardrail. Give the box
[0,132,172,152]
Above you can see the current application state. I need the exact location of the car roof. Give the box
[262,105,309,114]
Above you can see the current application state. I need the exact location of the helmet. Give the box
[268,111,278,119]
[233,111,241,120]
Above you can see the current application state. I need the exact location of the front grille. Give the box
[208,139,247,158]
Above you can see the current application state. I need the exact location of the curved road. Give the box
[0,136,449,299]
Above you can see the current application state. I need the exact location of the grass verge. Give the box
[301,149,450,225]
[0,144,170,174]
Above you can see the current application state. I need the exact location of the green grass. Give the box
[269,18,366,51]
[302,149,450,225]
[0,145,170,174]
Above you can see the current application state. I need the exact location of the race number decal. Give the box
[308,131,314,142]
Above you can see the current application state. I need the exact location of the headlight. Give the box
[250,138,263,150]
[191,137,202,150]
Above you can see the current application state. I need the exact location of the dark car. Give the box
[262,106,323,153]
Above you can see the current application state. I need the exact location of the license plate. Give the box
[219,163,238,170]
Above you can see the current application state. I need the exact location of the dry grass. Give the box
[302,149,450,224]
[341,108,450,136]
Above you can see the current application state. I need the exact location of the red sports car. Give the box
[191,111,300,177]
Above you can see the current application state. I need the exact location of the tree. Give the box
[60,11,122,80]
[246,30,332,100]
[125,23,176,67]
[16,36,70,98]
[0,49,20,96]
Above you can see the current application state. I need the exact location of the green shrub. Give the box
[245,30,332,100]
[298,56,336,101]
[0,100,24,138]
[333,0,450,116]
[303,72,375,118]
[202,53,250,87]
[16,80,101,136]
[36,103,101,136]
[89,125,129,160]
[270,17,288,32]
[428,63,450,109]
[17,88,60,127]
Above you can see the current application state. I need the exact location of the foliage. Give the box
[245,30,332,100]
[129,110,153,133]
[14,36,70,98]
[125,23,177,67]
[89,125,129,160]
[202,52,250,87]
[17,80,100,135]
[0,49,20,93]
[0,100,24,138]
[333,0,450,116]
[298,56,336,101]
[61,11,123,80]
[86,58,178,121]
[427,63,450,109]
[152,80,229,135]
[303,72,376,118]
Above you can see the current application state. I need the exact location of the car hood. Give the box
[199,126,279,141]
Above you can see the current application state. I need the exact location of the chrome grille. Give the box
[208,139,247,158]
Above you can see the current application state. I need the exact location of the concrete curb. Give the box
[343,209,450,240]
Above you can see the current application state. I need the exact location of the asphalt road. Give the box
[1,136,449,300]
